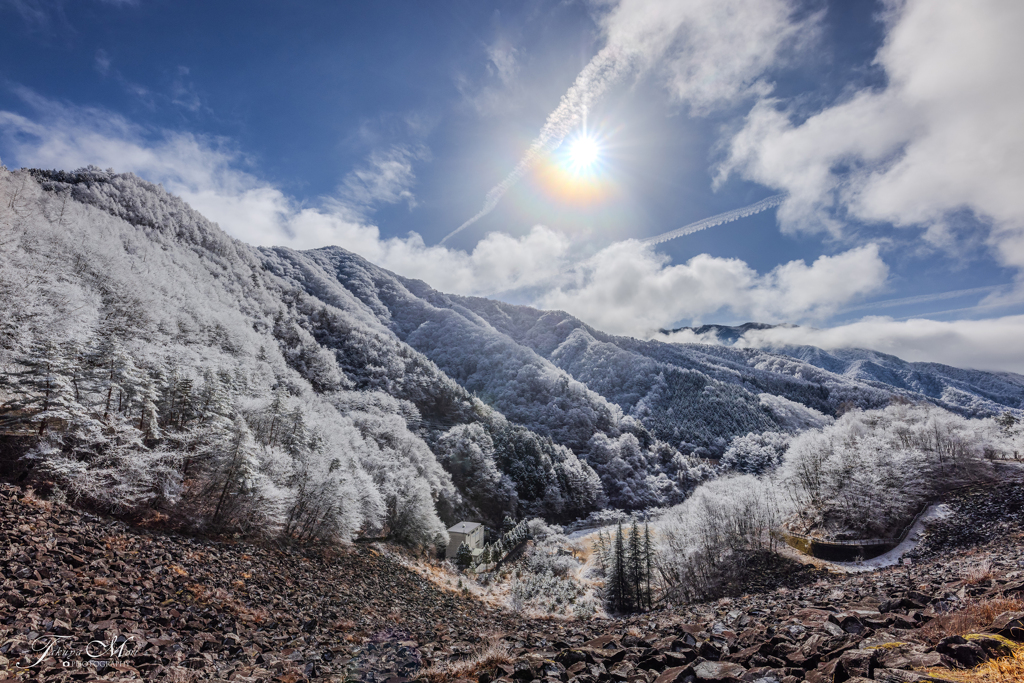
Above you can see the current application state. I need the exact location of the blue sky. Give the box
[2,0,1024,371]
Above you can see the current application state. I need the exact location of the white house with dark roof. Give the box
[446,521,484,559]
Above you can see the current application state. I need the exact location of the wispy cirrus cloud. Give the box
[337,145,427,218]
[1,0,136,27]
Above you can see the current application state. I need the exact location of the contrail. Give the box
[440,46,636,245]
[840,285,1003,314]
[639,194,787,245]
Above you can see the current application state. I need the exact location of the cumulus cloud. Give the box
[598,0,814,113]
[719,0,1024,276]
[725,316,1024,375]
[541,242,887,335]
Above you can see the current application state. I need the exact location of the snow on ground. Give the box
[831,503,953,573]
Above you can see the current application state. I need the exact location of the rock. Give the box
[585,635,620,649]
[964,634,1014,658]
[692,660,747,682]
[935,635,988,668]
[512,658,536,680]
[653,665,689,683]
[698,641,722,661]
[872,669,958,683]
[874,645,943,670]
[609,660,636,680]
[988,611,1024,640]
[837,649,875,680]
[556,650,589,667]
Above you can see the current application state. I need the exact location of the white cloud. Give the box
[456,36,524,118]
[487,38,519,87]
[541,241,887,335]
[726,316,1024,375]
[1,0,136,26]
[719,0,1024,275]
[599,0,814,114]
[338,145,424,216]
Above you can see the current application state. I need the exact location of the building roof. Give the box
[448,521,482,534]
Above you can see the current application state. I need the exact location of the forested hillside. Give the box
[1,166,1022,547]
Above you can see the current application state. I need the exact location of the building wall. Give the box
[445,526,484,558]
[446,531,469,558]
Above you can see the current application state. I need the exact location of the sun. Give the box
[567,135,600,172]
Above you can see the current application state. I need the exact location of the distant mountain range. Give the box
[665,322,1024,417]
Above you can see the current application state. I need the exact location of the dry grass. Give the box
[925,646,1024,683]
[963,560,995,585]
[19,487,52,511]
[919,596,1024,683]
[919,597,1024,644]
[184,582,270,624]
[419,636,512,683]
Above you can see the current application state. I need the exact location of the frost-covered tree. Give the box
[721,431,790,475]
[437,423,517,524]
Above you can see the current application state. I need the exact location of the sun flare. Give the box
[567,135,600,172]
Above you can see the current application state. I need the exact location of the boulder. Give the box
[837,649,875,680]
[988,611,1024,641]
[872,669,957,683]
[935,635,988,668]
[964,634,1014,659]
[653,666,689,683]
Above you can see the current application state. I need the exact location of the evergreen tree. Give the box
[6,340,83,436]
[608,522,629,613]
[456,541,473,569]
[627,518,643,612]
[211,414,259,526]
[643,520,654,610]
[593,529,609,574]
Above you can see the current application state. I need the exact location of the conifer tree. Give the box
[593,529,609,574]
[643,520,654,610]
[608,521,630,612]
[456,541,473,569]
[628,518,643,612]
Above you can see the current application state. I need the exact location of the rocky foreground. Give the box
[1,481,1024,682]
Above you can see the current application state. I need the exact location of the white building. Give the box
[446,521,484,559]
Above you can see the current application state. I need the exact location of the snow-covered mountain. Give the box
[1,167,1021,542]
[666,323,1024,417]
